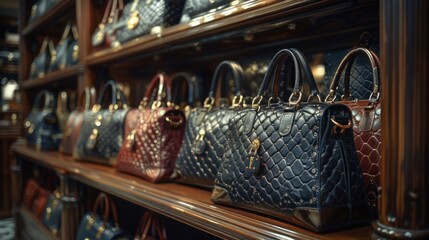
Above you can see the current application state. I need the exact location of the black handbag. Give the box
[49,23,79,72]
[75,80,129,165]
[23,90,62,150]
[115,0,185,44]
[29,37,52,79]
[181,0,233,21]
[170,72,203,117]
[28,0,60,22]
[175,61,246,188]
[92,0,124,48]
[211,49,370,232]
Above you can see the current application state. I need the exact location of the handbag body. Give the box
[92,0,124,49]
[23,90,62,150]
[175,61,245,188]
[42,191,63,236]
[75,80,129,165]
[49,23,79,72]
[325,47,381,213]
[29,38,51,79]
[116,74,186,183]
[212,49,370,232]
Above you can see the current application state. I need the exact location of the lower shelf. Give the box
[17,207,58,240]
[12,139,372,240]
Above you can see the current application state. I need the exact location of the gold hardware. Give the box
[252,95,263,109]
[324,90,336,103]
[72,45,79,61]
[45,207,52,221]
[90,129,99,140]
[86,216,95,230]
[195,129,205,141]
[166,117,183,127]
[126,129,137,150]
[231,95,243,108]
[307,93,322,103]
[50,51,57,62]
[151,101,161,110]
[92,104,101,112]
[28,125,34,134]
[25,120,31,128]
[31,5,37,17]
[246,138,260,170]
[268,96,279,105]
[96,225,105,239]
[288,91,302,106]
[127,11,139,30]
[95,115,102,127]
[330,117,352,134]
[209,0,215,3]
[204,97,214,108]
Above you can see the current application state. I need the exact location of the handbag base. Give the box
[75,156,117,166]
[211,186,371,232]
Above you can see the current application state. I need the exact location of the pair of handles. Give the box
[33,90,55,110]
[93,80,127,111]
[91,193,120,230]
[59,21,79,44]
[100,0,124,26]
[204,60,245,108]
[135,211,167,240]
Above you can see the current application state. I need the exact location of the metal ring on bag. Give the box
[288,91,302,106]
[330,117,352,134]
[231,95,243,108]
[307,93,322,103]
[268,96,280,105]
[252,95,263,109]
[204,97,214,108]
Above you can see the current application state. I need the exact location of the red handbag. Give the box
[23,179,40,209]
[325,47,381,213]
[60,87,96,155]
[33,187,51,220]
[116,74,186,183]
[135,211,167,240]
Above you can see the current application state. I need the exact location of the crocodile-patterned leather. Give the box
[24,90,62,151]
[181,0,232,21]
[116,0,185,44]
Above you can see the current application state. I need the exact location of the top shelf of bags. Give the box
[21,0,75,36]
[85,0,367,66]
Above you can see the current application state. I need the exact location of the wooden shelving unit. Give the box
[21,64,82,89]
[17,207,58,240]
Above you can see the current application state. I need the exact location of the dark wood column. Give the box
[373,0,429,239]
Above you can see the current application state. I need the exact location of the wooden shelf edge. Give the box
[85,0,346,66]
[22,0,75,36]
[18,207,59,240]
[0,65,19,74]
[11,140,372,240]
[21,64,82,89]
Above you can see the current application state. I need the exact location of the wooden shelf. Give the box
[0,65,18,74]
[0,41,19,48]
[21,64,82,89]
[17,207,59,240]
[22,0,75,36]
[12,139,372,240]
[85,0,353,66]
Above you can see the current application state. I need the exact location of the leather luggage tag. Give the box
[244,138,261,177]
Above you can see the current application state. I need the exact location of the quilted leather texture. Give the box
[213,103,368,232]
[175,106,233,188]
[24,109,62,151]
[182,0,231,19]
[42,194,63,235]
[76,213,129,240]
[116,107,186,183]
[116,0,185,43]
[60,110,84,155]
[75,108,129,164]
[341,100,381,209]
[322,46,380,99]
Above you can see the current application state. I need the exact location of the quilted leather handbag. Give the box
[23,179,40,209]
[49,23,79,72]
[92,0,124,49]
[60,87,96,155]
[175,61,245,188]
[115,0,185,44]
[181,0,232,21]
[135,211,167,240]
[29,37,51,79]
[116,74,186,183]
[76,193,129,240]
[42,190,63,236]
[75,80,129,165]
[211,49,370,232]
[325,47,381,214]
[23,90,62,150]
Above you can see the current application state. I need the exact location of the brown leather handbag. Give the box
[325,47,381,213]
[135,211,167,240]
[60,87,96,155]
[116,74,186,183]
[32,187,50,220]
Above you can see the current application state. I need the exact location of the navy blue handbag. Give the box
[212,49,370,232]
[42,190,63,236]
[23,90,62,150]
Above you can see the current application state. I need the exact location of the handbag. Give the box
[56,91,70,133]
[60,87,96,155]
[175,61,245,188]
[211,49,370,232]
[28,0,60,22]
[134,211,167,240]
[116,74,186,183]
[42,190,63,236]
[76,193,129,240]
[0,49,19,66]
[22,179,40,209]
[325,47,381,214]
[33,186,51,220]
[115,0,185,44]
[181,0,233,21]
[23,90,62,150]
[170,72,202,117]
[49,23,79,72]
[75,80,129,165]
[92,0,124,49]
[29,37,51,79]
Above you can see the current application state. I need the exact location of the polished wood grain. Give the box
[12,140,371,240]
[21,64,83,89]
[373,0,429,239]
[21,0,75,37]
[17,207,59,240]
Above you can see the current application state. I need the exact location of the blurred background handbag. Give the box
[29,37,51,79]
[135,211,167,240]
[49,22,79,72]
[325,47,381,215]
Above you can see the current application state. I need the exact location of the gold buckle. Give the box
[252,95,263,110]
[330,117,352,134]
[231,95,243,108]
[204,97,214,109]
[166,117,183,127]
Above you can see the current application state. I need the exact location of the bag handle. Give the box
[94,80,127,110]
[325,47,380,103]
[33,90,55,110]
[38,37,49,55]
[170,72,196,107]
[204,61,244,108]
[60,22,72,44]
[56,91,68,113]
[253,48,320,109]
[141,73,171,109]
[76,87,96,111]
[91,193,120,229]
[136,212,167,240]
[71,24,79,40]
